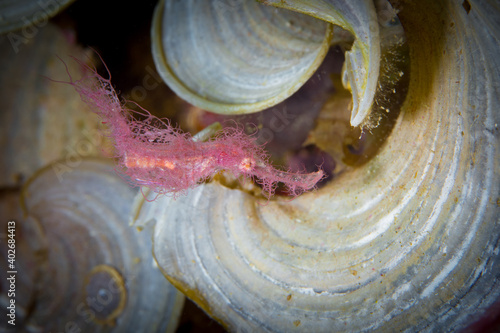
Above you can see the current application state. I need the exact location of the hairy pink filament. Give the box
[56,56,324,198]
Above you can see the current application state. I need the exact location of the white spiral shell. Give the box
[136,0,500,331]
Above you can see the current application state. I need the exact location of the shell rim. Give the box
[150,0,334,115]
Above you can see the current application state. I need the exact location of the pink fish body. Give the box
[56,56,323,198]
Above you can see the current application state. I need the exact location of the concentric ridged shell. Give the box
[13,159,184,332]
[136,0,500,331]
[0,23,107,187]
[152,0,402,127]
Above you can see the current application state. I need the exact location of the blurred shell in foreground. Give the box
[6,159,184,332]
[0,23,108,188]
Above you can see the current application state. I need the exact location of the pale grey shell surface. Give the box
[135,0,500,331]
[0,0,75,34]
[13,159,184,332]
[152,0,332,115]
[0,23,107,188]
[151,0,403,127]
